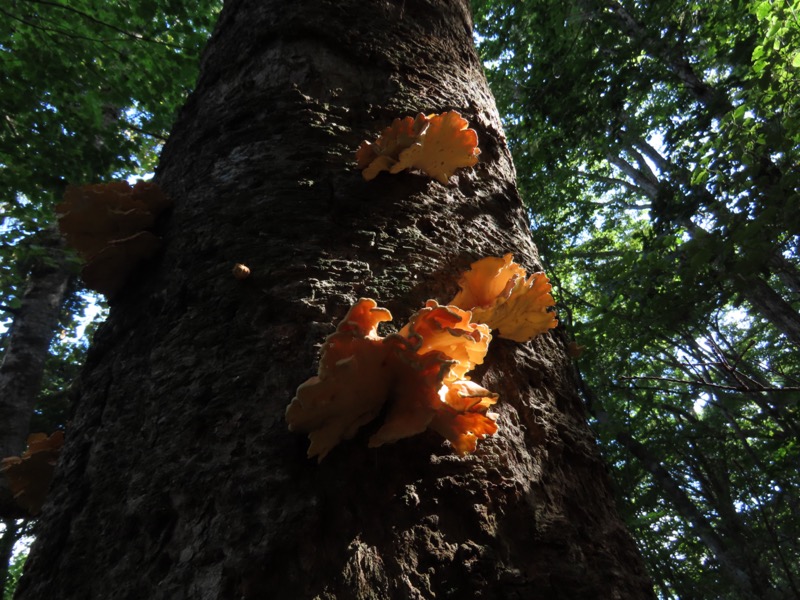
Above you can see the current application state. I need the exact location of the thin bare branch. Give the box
[21,0,188,50]
[620,374,800,393]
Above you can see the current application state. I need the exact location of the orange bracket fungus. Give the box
[356,111,480,184]
[56,180,172,296]
[368,301,495,449]
[287,255,556,462]
[429,381,499,455]
[1,431,65,515]
[286,299,497,461]
[286,299,394,461]
[450,253,557,342]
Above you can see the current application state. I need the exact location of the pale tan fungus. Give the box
[57,183,156,259]
[232,263,251,280]
[567,341,586,358]
[131,180,172,214]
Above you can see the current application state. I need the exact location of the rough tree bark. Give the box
[17,1,653,598]
[0,227,71,517]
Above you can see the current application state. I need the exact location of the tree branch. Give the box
[0,305,20,316]
[619,374,800,393]
[633,138,671,173]
[601,0,730,114]
[574,362,763,596]
[579,170,648,198]
[626,145,659,186]
[605,152,659,199]
[123,122,168,142]
[21,0,189,50]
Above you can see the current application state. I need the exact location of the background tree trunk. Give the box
[1,519,20,598]
[17,1,653,598]
[0,227,71,517]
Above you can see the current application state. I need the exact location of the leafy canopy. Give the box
[473,0,799,595]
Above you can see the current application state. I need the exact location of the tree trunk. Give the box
[0,227,71,517]
[1,519,20,599]
[17,1,653,598]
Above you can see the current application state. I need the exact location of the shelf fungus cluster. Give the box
[450,253,558,342]
[1,431,65,515]
[356,110,480,184]
[56,181,172,296]
[286,255,557,461]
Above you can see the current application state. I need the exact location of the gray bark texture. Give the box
[0,227,71,517]
[17,1,654,598]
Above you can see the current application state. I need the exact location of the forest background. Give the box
[1,0,797,598]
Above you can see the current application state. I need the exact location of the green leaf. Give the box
[474,1,800,594]
[691,168,710,185]
[755,1,772,20]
